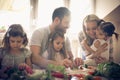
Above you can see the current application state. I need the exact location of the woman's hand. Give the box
[88,43,108,59]
[94,56,107,64]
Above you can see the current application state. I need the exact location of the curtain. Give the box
[30,0,38,30]
[0,0,14,10]
[63,0,70,8]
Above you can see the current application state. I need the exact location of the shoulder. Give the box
[0,47,6,57]
[33,26,49,33]
[32,26,49,37]
[21,48,31,57]
[78,31,85,42]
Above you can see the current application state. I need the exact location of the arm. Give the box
[82,39,95,55]
[65,36,74,60]
[87,42,108,59]
[30,45,62,69]
[25,56,33,68]
[67,51,73,60]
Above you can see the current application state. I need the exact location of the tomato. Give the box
[52,72,64,78]
[88,71,94,75]
[73,74,84,78]
[93,76,102,80]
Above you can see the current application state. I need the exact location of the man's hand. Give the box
[74,58,83,67]
[62,58,73,68]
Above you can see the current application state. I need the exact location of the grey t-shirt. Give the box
[0,48,31,68]
[30,26,71,55]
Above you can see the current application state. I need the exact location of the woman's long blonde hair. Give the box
[83,14,100,46]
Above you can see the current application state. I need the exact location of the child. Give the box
[42,30,68,62]
[84,20,119,66]
[0,24,33,79]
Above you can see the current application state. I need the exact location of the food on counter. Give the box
[93,62,120,79]
[46,64,68,80]
[93,76,102,80]
[47,64,66,73]
[27,69,46,80]
[84,75,102,80]
[84,75,94,80]
[51,71,64,78]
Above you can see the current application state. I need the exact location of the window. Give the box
[0,0,30,35]
[37,0,64,27]
[68,0,93,58]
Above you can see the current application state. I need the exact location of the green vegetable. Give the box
[46,64,67,80]
[47,64,65,73]
[84,64,88,68]
[26,69,47,80]
[95,62,120,79]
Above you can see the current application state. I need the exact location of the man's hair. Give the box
[52,7,71,21]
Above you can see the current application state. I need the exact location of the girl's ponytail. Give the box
[113,32,119,40]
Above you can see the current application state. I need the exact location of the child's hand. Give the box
[18,63,33,74]
[3,66,12,73]
[25,65,33,74]
[18,63,26,70]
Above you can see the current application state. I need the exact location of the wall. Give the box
[95,0,120,18]
[95,0,120,64]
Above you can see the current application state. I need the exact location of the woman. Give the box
[78,14,109,65]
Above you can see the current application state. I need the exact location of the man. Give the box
[30,7,83,69]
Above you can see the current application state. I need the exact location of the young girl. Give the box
[42,30,68,63]
[0,24,33,78]
[84,20,119,66]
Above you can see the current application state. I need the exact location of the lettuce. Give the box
[95,62,120,79]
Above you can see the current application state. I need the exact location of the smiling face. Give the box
[84,21,98,39]
[53,36,64,52]
[96,27,106,40]
[9,36,23,50]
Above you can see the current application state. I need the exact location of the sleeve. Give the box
[30,28,44,47]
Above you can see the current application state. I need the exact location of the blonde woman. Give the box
[78,14,108,65]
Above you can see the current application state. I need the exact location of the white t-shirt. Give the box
[30,26,71,55]
[91,39,109,60]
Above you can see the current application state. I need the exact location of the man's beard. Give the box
[55,24,65,33]
[55,25,64,32]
